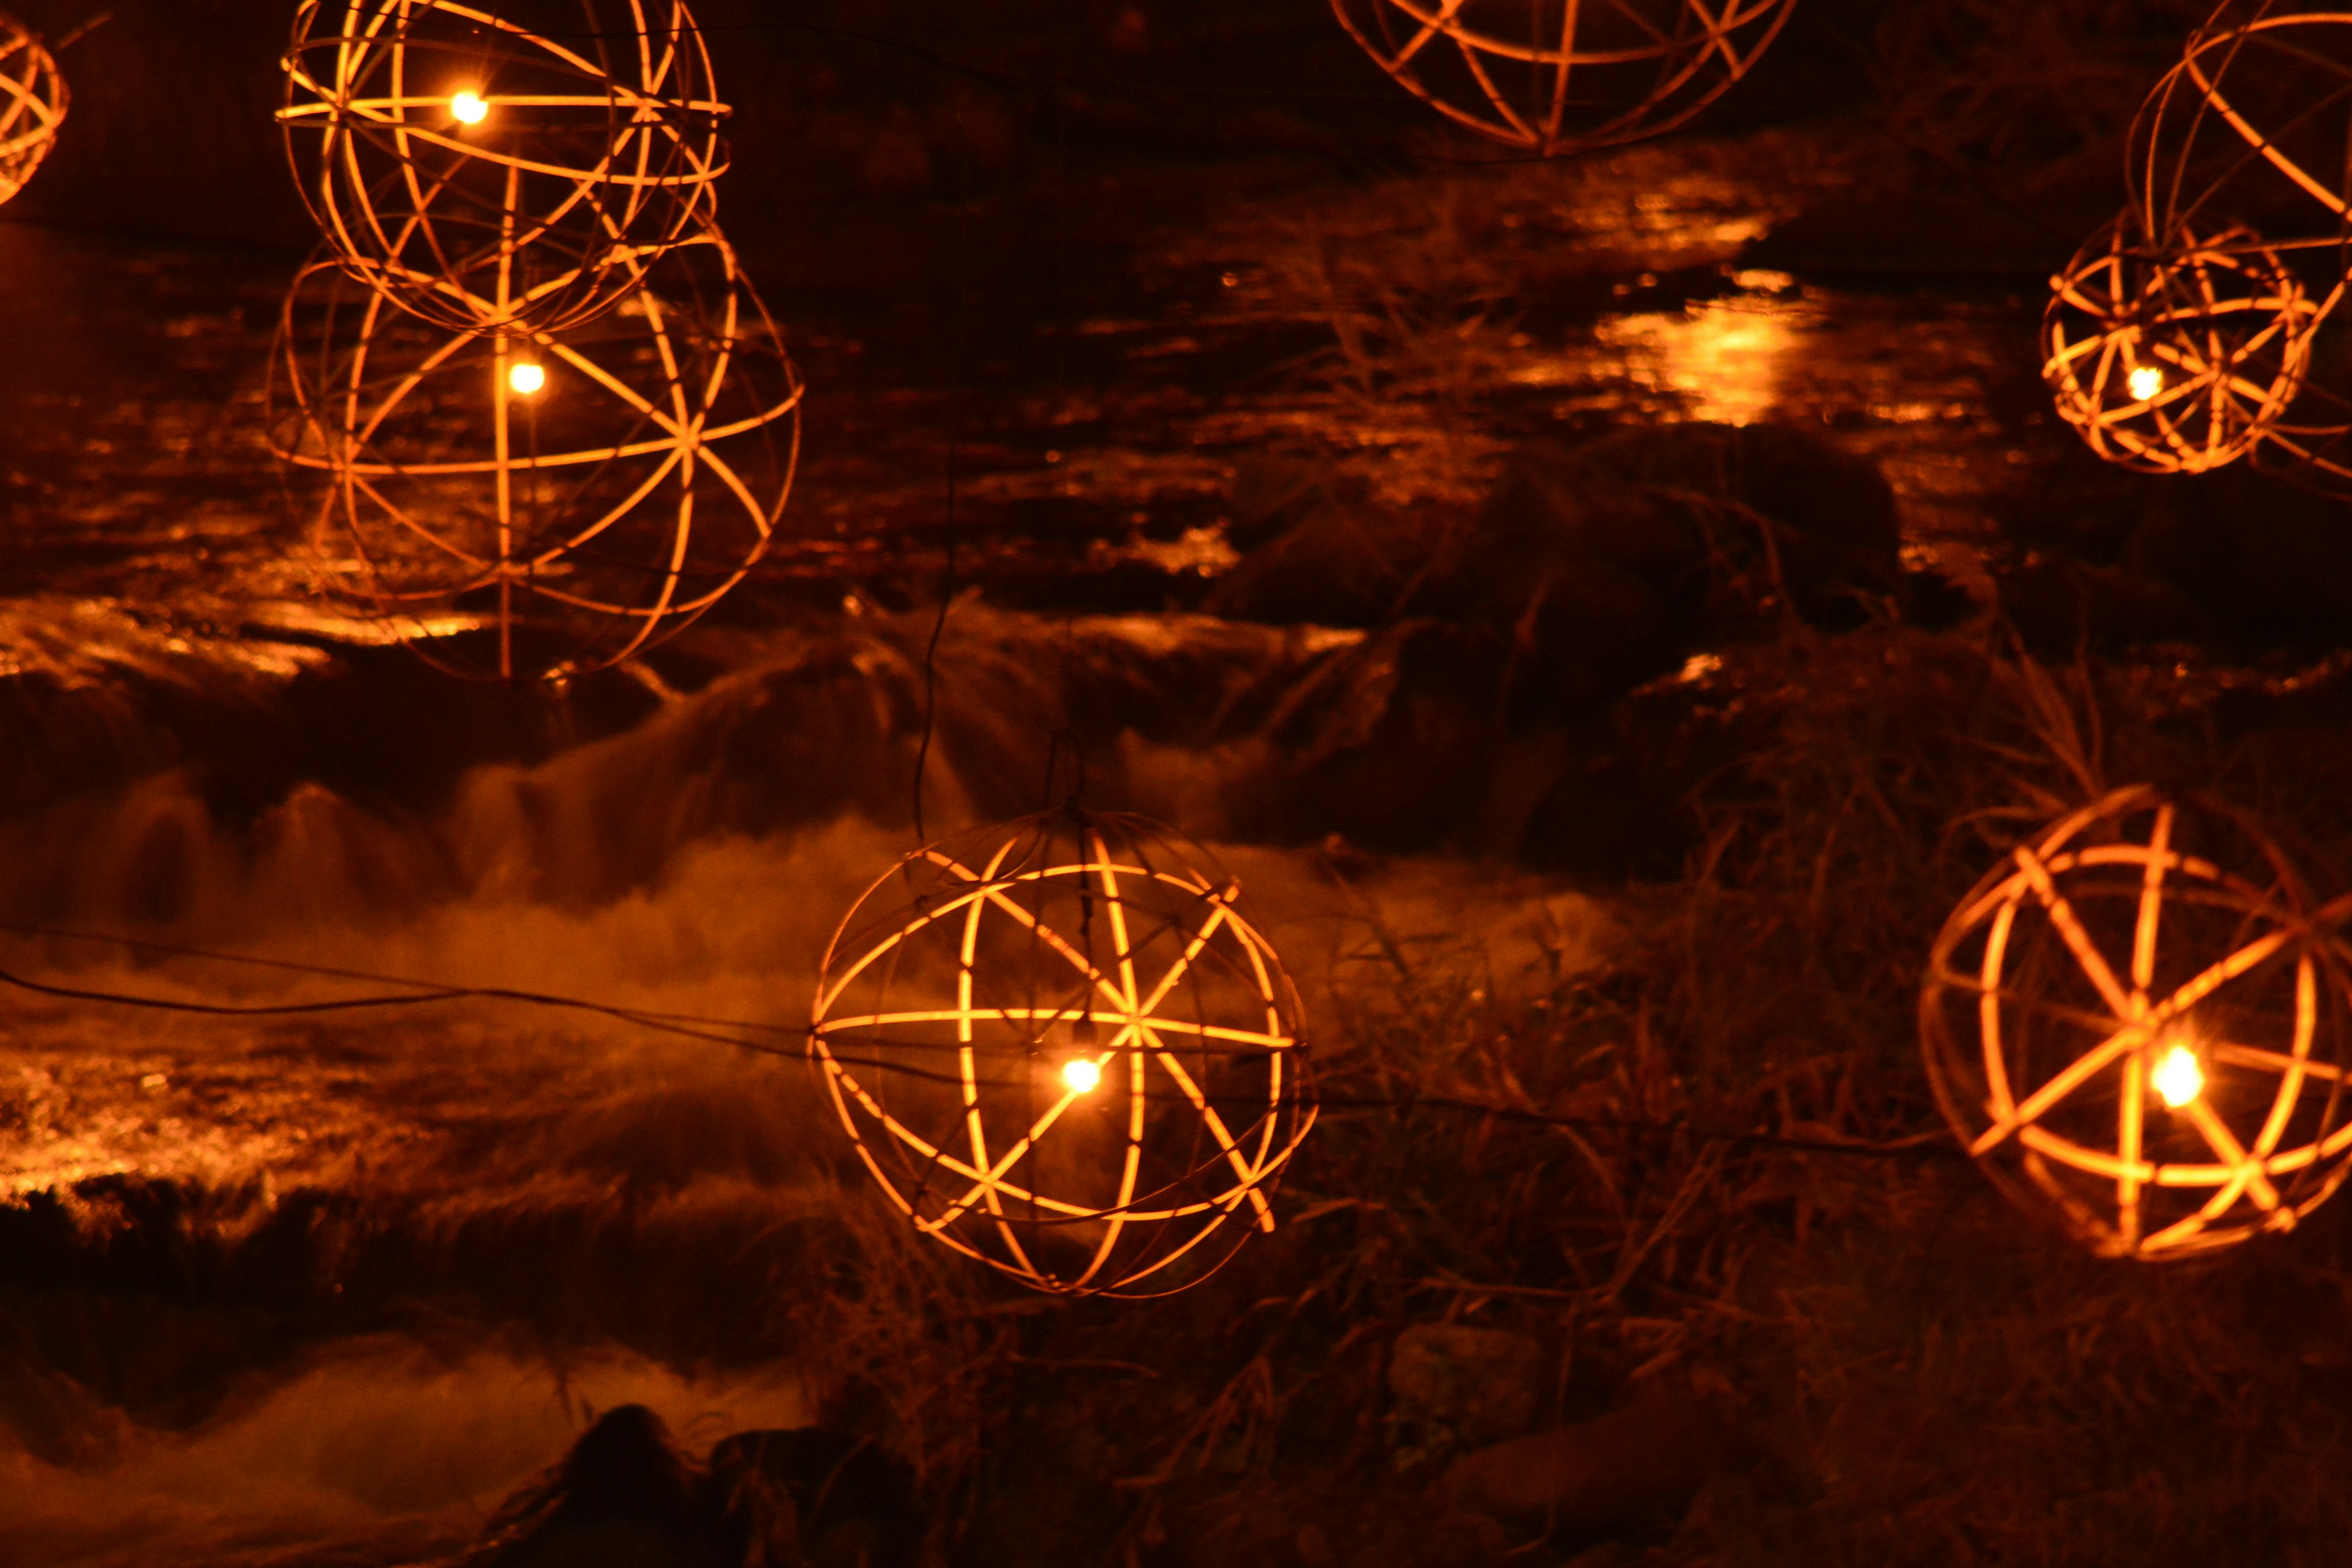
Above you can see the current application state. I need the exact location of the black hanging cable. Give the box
[0,923,1961,1164]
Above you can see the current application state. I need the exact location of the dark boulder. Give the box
[475,1405,733,1568]
[1208,425,1903,727]
[1231,620,1506,853]
[1414,423,1903,719]
[707,1427,929,1568]
[1203,462,1436,629]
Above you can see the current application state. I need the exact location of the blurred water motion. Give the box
[0,123,2049,1563]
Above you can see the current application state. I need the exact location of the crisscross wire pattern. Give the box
[0,12,64,206]
[1330,0,1795,156]
[1923,786,2352,1259]
[281,0,728,337]
[2042,216,2323,474]
[270,231,801,680]
[2082,2,2352,487]
[811,813,1317,1298]
[2129,2,2352,245]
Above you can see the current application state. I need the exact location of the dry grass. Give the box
[786,621,2352,1564]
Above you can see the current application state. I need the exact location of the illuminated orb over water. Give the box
[2041,217,2318,475]
[1922,786,2352,1261]
[1331,0,1796,156]
[279,0,729,337]
[812,813,1317,1298]
[0,12,65,207]
[270,232,800,682]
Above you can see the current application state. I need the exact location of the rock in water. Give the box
[1418,424,1902,718]
[707,1427,929,1568]
[474,1404,731,1568]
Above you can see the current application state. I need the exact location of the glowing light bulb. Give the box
[2152,1042,2205,1109]
[2128,365,2164,402]
[452,91,489,124]
[508,362,547,396]
[1062,1058,1102,1094]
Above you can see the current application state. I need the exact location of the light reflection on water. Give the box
[1587,292,1814,426]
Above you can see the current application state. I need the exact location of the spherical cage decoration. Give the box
[2128,2,2352,246]
[2041,216,2318,474]
[270,231,801,681]
[281,0,729,337]
[1331,0,1798,156]
[811,813,1319,1298]
[1923,786,2352,1261]
[0,11,65,207]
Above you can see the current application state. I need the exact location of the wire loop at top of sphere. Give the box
[1922,786,2352,1261]
[811,812,1317,1298]
[1332,0,1796,156]
[281,0,729,338]
[0,11,66,207]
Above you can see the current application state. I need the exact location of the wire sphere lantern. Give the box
[0,11,64,207]
[810,812,1318,1298]
[280,0,729,338]
[270,231,801,680]
[1923,786,2352,1261]
[2128,2,2352,247]
[2041,216,2320,474]
[1330,0,1798,157]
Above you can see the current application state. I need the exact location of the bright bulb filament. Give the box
[1061,1058,1103,1094]
[2152,1042,2205,1109]
[508,362,548,396]
[451,91,489,124]
[2128,365,2164,402]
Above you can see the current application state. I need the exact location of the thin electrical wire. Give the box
[0,924,1958,1163]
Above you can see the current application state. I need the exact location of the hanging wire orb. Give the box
[279,0,729,338]
[270,230,801,681]
[2113,0,2352,486]
[2128,2,2352,246]
[0,12,64,207]
[1330,0,1798,156]
[2041,215,2320,474]
[810,813,1318,1298]
[1923,786,2352,1261]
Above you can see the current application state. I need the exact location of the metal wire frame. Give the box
[810,812,1319,1299]
[1921,786,2352,1261]
[2090,2,2352,488]
[2041,215,2326,475]
[281,0,728,339]
[0,11,64,208]
[2128,2,2352,248]
[269,229,801,682]
[1330,0,1796,157]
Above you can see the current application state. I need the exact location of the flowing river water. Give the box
[0,123,2060,1565]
